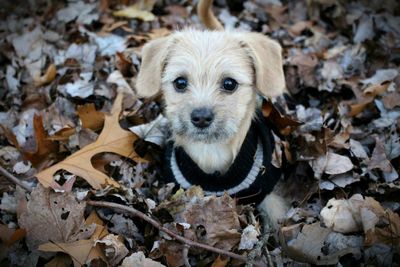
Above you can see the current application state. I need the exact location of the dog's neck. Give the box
[178,115,253,174]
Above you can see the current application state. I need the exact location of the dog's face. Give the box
[161,32,257,144]
[136,30,285,146]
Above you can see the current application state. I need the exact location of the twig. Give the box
[183,244,191,267]
[87,200,265,266]
[0,165,33,192]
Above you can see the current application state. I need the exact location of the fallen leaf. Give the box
[23,114,58,168]
[39,211,108,267]
[17,185,91,250]
[361,69,398,85]
[119,251,165,267]
[129,114,168,146]
[262,100,302,135]
[311,152,354,178]
[163,188,241,251]
[369,138,392,172]
[238,225,260,250]
[56,1,98,24]
[36,93,145,189]
[281,223,361,265]
[95,234,128,266]
[113,4,156,21]
[320,194,364,233]
[349,139,368,159]
[77,103,105,131]
[116,52,135,77]
[60,72,94,98]
[13,160,32,174]
[34,64,57,86]
[211,255,230,267]
[363,82,390,97]
[382,91,400,109]
[353,14,374,43]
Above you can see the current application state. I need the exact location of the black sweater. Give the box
[162,113,281,205]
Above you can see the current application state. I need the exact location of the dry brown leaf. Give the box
[95,234,128,266]
[77,103,105,131]
[47,127,76,141]
[361,197,400,247]
[39,211,108,267]
[382,91,400,109]
[116,52,135,77]
[348,83,390,117]
[34,64,57,86]
[211,255,229,267]
[36,93,145,189]
[368,138,392,172]
[281,223,360,265]
[17,185,90,250]
[363,82,390,97]
[165,187,241,251]
[289,21,313,36]
[23,114,58,167]
[262,100,301,136]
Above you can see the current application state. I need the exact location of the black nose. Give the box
[191,108,214,128]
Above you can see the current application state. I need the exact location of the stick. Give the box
[87,200,265,266]
[0,165,32,192]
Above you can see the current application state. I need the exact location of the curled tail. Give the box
[197,0,223,30]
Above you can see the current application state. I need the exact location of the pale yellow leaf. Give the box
[113,4,155,21]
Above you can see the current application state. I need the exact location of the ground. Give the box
[0,0,399,266]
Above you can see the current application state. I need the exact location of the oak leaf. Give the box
[36,93,145,189]
[77,103,105,131]
[39,211,108,267]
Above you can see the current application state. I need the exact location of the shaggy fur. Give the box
[135,1,288,229]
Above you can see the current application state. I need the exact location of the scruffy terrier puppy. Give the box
[136,0,288,229]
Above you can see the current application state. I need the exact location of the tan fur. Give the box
[135,0,288,229]
[136,30,285,173]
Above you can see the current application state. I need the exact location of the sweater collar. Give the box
[166,114,278,200]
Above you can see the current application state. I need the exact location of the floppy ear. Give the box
[240,33,286,98]
[136,37,171,98]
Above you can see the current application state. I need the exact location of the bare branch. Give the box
[87,200,266,266]
[0,165,33,192]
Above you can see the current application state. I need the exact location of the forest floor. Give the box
[0,0,399,266]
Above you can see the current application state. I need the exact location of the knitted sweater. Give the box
[162,112,281,205]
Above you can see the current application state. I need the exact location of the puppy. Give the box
[135,0,289,230]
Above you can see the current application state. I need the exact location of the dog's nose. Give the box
[191,108,214,128]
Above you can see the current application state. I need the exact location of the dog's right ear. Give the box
[136,37,171,98]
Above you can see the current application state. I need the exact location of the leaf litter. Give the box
[0,0,400,266]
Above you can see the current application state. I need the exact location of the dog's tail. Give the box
[197,0,223,30]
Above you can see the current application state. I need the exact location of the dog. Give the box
[135,0,289,230]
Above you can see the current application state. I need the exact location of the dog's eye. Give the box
[221,78,238,92]
[173,77,188,92]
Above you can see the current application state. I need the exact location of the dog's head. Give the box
[136,30,285,145]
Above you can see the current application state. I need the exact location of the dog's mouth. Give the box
[174,117,234,144]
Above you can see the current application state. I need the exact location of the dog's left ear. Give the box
[240,33,286,98]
